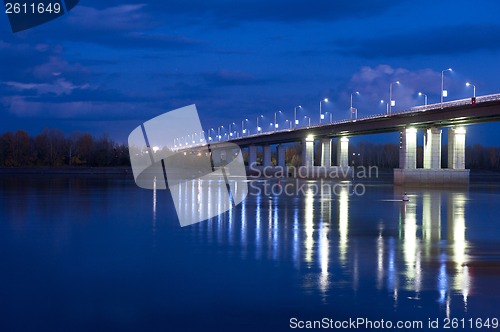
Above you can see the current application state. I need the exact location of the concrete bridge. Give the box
[178,94,500,184]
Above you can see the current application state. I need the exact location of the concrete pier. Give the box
[399,128,417,169]
[448,127,466,169]
[394,126,469,186]
[302,136,314,167]
[321,138,331,167]
[337,137,349,167]
[424,127,441,169]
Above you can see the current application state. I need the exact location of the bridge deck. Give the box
[181,94,500,149]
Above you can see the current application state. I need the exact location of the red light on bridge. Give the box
[472,97,476,105]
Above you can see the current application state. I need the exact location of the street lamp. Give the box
[208,128,214,141]
[274,110,282,132]
[217,126,223,142]
[350,91,360,120]
[256,115,263,133]
[241,119,248,136]
[304,115,311,127]
[380,99,389,114]
[229,122,235,137]
[325,111,332,123]
[319,98,328,124]
[294,105,302,129]
[285,119,292,129]
[466,82,476,98]
[349,91,359,120]
[418,92,428,106]
[441,68,452,106]
[389,81,399,115]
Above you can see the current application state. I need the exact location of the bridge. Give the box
[178,94,500,185]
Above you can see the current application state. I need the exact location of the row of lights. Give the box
[174,68,477,147]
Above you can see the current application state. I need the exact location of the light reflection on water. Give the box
[182,179,474,313]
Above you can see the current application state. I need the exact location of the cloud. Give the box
[66,5,151,31]
[339,65,444,112]
[32,56,89,81]
[336,24,500,58]
[1,94,164,121]
[202,69,269,86]
[137,0,407,25]
[19,5,205,50]
[2,79,90,96]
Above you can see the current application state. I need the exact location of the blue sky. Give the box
[2,0,500,143]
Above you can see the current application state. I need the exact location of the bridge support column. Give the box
[399,128,417,169]
[448,127,466,169]
[424,127,442,169]
[337,137,349,167]
[248,145,257,166]
[277,144,286,167]
[263,145,272,167]
[395,126,469,185]
[302,136,314,167]
[321,138,331,167]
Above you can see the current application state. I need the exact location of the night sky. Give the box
[2,0,500,144]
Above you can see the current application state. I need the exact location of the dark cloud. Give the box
[202,69,270,87]
[78,0,407,25]
[337,24,500,58]
[13,5,205,50]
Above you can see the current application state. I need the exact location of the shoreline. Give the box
[1,167,499,184]
[0,166,132,175]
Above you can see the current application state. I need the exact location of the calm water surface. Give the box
[1,175,500,331]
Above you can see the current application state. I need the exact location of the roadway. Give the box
[208,94,500,148]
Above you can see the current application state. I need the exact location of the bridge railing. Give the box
[195,93,500,146]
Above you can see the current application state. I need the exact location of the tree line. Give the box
[0,129,130,167]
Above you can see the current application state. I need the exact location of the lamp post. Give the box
[241,119,248,136]
[229,122,235,138]
[418,92,428,106]
[380,99,389,114]
[304,116,311,127]
[256,115,263,133]
[285,120,292,129]
[274,110,282,132]
[350,91,359,120]
[389,81,399,115]
[208,128,214,141]
[294,105,301,129]
[441,68,452,106]
[217,126,223,142]
[466,82,476,98]
[319,98,328,124]
[325,111,332,123]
